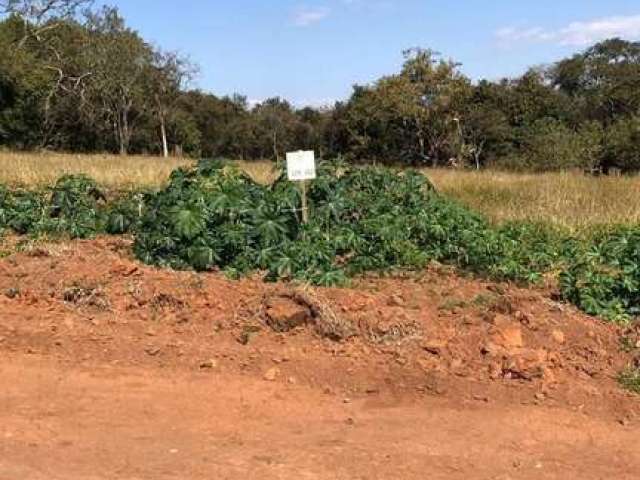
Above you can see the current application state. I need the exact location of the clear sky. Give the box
[106,0,640,106]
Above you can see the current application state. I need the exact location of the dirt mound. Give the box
[0,236,637,420]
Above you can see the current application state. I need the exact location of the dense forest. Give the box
[1,1,640,171]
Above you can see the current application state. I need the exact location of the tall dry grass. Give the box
[0,152,638,230]
[424,168,640,231]
[0,151,192,189]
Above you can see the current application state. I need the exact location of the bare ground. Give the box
[0,237,638,479]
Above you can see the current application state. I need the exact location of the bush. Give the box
[133,159,562,286]
[603,116,640,173]
[496,118,603,171]
[560,226,640,323]
[0,174,141,238]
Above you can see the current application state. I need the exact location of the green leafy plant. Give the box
[560,227,640,323]
[132,159,562,288]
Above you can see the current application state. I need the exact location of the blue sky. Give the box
[107,0,640,106]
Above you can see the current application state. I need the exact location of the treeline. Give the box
[1,1,640,171]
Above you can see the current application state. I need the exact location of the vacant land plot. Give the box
[0,237,639,479]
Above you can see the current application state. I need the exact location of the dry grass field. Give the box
[424,168,640,231]
[0,151,191,189]
[1,152,639,230]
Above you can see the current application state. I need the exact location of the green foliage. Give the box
[499,119,603,172]
[133,160,563,287]
[603,116,640,172]
[2,4,640,173]
[103,191,146,234]
[0,174,141,238]
[560,227,640,323]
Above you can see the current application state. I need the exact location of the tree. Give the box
[551,38,640,124]
[0,0,90,44]
[603,116,640,172]
[83,6,154,154]
[251,97,299,160]
[150,49,197,157]
[338,48,471,165]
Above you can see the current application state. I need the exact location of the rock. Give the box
[481,342,502,357]
[200,359,217,369]
[145,347,161,356]
[503,349,549,381]
[491,325,524,350]
[387,294,405,307]
[264,367,280,382]
[551,330,566,345]
[237,325,261,345]
[4,288,19,299]
[265,297,311,332]
[422,340,447,355]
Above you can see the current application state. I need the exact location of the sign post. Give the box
[286,150,316,224]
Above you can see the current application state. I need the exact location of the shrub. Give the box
[133,159,562,286]
[560,226,640,323]
[497,118,603,172]
[603,116,640,173]
[0,174,141,238]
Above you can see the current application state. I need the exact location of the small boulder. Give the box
[551,330,566,345]
[200,359,218,370]
[265,297,311,332]
[422,340,447,356]
[491,325,524,350]
[264,367,281,382]
[387,294,405,307]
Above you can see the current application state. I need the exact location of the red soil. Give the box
[0,237,638,479]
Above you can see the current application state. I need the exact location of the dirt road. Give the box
[0,238,639,479]
[0,358,638,480]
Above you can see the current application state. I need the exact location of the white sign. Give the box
[286,150,316,181]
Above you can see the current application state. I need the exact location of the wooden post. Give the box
[300,180,309,224]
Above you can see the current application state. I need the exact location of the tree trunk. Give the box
[160,115,169,158]
[272,131,279,162]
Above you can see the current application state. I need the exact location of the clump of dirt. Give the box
[62,280,111,311]
[0,236,637,422]
[258,287,357,341]
[254,286,421,344]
